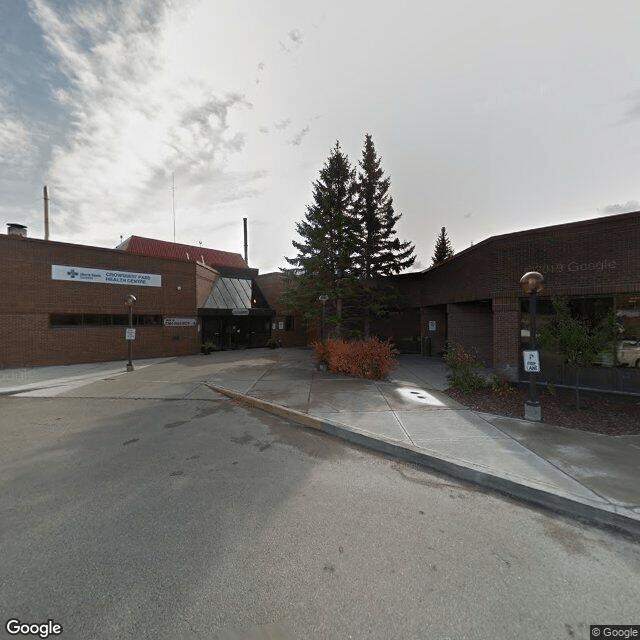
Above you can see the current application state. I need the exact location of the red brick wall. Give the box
[0,235,201,367]
[196,264,218,308]
[446,301,493,365]
[257,272,309,346]
[493,297,520,379]
[416,212,640,306]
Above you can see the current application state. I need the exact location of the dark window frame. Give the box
[50,313,163,328]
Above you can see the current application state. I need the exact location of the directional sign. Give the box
[125,328,136,341]
[164,317,197,327]
[523,350,540,372]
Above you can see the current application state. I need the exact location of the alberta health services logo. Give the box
[5,619,62,638]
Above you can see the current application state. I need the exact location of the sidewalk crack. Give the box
[474,412,609,503]
[375,381,414,445]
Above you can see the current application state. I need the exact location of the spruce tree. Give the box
[431,226,454,266]
[280,141,358,338]
[353,134,415,337]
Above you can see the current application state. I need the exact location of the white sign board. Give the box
[231,308,250,316]
[52,265,161,287]
[125,328,136,341]
[164,317,197,327]
[523,350,540,372]
[428,321,437,332]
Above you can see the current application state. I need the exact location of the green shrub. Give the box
[445,344,486,394]
[491,374,515,397]
[312,338,398,380]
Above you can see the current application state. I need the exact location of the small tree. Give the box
[431,227,454,266]
[538,297,615,410]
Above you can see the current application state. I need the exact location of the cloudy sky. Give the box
[1,0,639,273]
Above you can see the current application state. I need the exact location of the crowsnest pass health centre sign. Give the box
[51,265,162,287]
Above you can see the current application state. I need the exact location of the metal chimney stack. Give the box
[243,217,248,264]
[44,186,49,240]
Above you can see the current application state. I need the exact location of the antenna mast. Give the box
[171,173,176,242]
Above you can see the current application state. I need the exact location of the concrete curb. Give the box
[206,382,640,539]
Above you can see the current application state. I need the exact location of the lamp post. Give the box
[520,271,543,422]
[124,294,136,372]
[318,294,329,343]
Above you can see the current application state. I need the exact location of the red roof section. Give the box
[118,236,248,269]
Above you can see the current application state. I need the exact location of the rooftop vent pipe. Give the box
[243,217,248,264]
[7,223,27,237]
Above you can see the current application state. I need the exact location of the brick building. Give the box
[387,211,640,393]
[2,212,638,394]
[257,212,640,393]
[118,236,274,351]
[256,272,311,347]
[0,229,273,368]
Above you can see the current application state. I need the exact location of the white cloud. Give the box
[0,117,35,168]
[288,28,303,46]
[0,89,37,170]
[29,0,261,240]
[274,118,292,130]
[599,201,640,216]
[289,125,310,146]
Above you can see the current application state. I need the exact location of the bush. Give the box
[445,344,486,394]
[312,340,330,367]
[491,374,516,397]
[312,338,398,380]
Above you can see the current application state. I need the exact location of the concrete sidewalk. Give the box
[0,357,174,396]
[202,349,640,537]
[2,348,639,536]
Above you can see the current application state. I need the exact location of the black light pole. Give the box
[318,294,329,343]
[124,294,136,372]
[520,271,543,422]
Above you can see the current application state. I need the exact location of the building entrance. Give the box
[201,313,272,350]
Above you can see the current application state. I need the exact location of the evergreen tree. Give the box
[353,134,415,337]
[280,141,358,338]
[431,226,454,266]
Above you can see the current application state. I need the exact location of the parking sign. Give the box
[523,350,540,372]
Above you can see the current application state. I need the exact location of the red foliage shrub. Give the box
[312,338,398,380]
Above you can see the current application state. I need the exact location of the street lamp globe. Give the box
[519,271,543,295]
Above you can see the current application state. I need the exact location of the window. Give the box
[50,314,163,327]
[206,277,253,309]
[520,295,640,368]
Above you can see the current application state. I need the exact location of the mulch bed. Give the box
[443,385,640,436]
